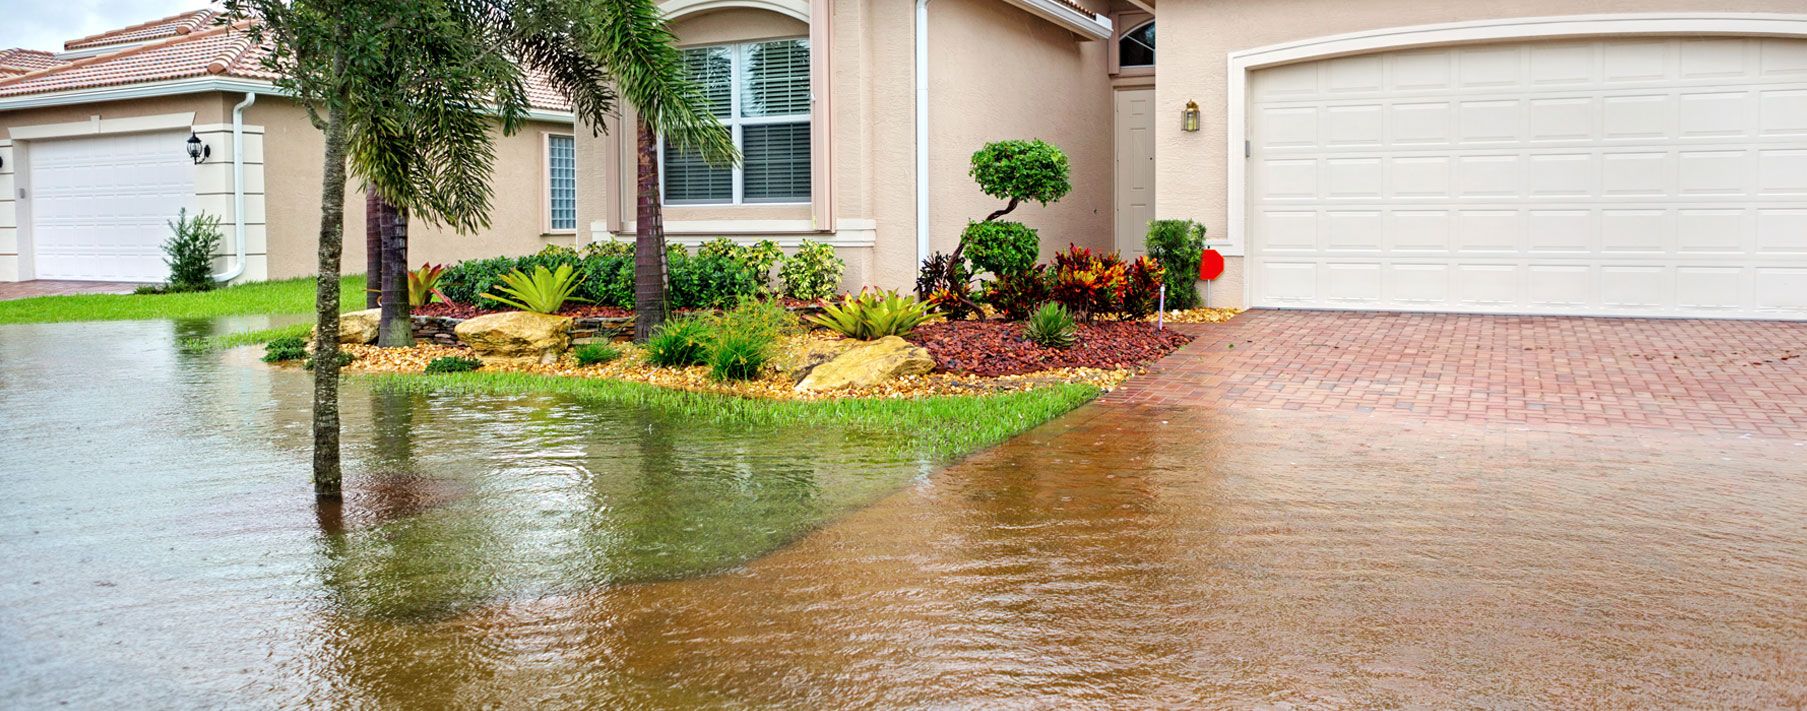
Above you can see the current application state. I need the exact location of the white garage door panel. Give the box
[1249,37,1807,319]
[29,130,196,281]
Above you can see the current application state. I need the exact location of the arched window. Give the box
[1119,20,1154,68]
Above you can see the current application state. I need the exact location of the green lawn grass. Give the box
[0,275,366,325]
[370,371,1101,460]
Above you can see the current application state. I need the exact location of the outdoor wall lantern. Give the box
[185,132,210,164]
[1181,100,1200,132]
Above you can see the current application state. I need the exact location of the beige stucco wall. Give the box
[578,0,1115,293]
[1155,0,1807,308]
[255,98,575,280]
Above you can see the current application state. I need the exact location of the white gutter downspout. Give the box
[214,91,255,282]
[914,0,931,266]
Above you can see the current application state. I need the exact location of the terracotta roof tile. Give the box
[64,9,221,51]
[0,49,64,75]
[0,16,572,114]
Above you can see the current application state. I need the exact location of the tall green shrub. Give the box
[963,220,1040,277]
[1144,219,1208,310]
[162,209,223,292]
[780,240,844,301]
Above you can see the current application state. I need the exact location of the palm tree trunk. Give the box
[633,116,667,342]
[313,107,349,500]
[364,190,382,309]
[375,195,413,347]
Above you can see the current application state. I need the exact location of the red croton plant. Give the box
[1047,245,1165,322]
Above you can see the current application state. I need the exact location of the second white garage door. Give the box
[29,130,197,282]
[1247,37,1807,319]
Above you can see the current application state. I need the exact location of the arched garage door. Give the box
[1247,37,1807,319]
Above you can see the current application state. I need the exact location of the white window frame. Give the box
[659,38,811,206]
[543,132,577,233]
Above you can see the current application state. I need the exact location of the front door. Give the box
[1114,88,1156,261]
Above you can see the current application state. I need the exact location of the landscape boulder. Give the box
[795,336,935,392]
[314,308,381,345]
[774,338,858,381]
[454,311,573,362]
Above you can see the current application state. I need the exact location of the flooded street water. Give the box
[2,319,1804,708]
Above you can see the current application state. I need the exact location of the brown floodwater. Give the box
[2,319,1804,708]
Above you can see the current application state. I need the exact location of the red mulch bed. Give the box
[908,320,1193,376]
[412,297,823,320]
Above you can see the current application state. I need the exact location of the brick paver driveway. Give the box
[0,280,141,301]
[1110,310,1806,437]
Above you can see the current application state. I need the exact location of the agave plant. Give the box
[806,289,932,340]
[407,262,449,306]
[479,264,588,314]
[1024,302,1077,348]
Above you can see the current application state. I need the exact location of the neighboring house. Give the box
[6,2,1806,322]
[0,9,577,284]
[580,0,1807,319]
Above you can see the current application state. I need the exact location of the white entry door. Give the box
[1247,37,1807,319]
[1115,88,1156,261]
[29,130,197,281]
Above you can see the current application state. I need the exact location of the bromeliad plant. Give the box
[479,264,587,314]
[406,263,448,306]
[807,289,932,340]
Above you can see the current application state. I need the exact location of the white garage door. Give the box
[1248,37,1807,319]
[29,130,197,282]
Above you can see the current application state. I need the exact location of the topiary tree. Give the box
[930,139,1070,316]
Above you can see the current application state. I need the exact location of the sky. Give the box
[1,0,198,52]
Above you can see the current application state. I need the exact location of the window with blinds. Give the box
[547,134,576,231]
[663,39,811,205]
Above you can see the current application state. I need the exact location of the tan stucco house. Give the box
[0,9,577,284]
[6,2,1807,320]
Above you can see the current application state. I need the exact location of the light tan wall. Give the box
[255,98,576,279]
[1157,0,1807,307]
[925,0,1114,265]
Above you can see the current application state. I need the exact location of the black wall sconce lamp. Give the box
[1181,100,1200,132]
[185,132,210,164]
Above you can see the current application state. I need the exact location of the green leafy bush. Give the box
[915,252,976,320]
[1144,219,1208,310]
[582,240,634,258]
[578,254,635,308]
[262,334,307,362]
[1050,245,1127,322]
[983,265,1052,321]
[162,209,223,293]
[963,220,1040,276]
[574,343,622,366]
[807,290,931,340]
[424,355,482,374]
[1024,302,1077,349]
[437,255,520,307]
[669,250,761,310]
[780,240,844,301]
[1120,256,1166,319]
[481,264,588,314]
[645,316,712,367]
[968,139,1072,208]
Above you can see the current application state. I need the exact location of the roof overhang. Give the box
[999,0,1112,40]
[0,76,577,124]
[1126,0,1153,14]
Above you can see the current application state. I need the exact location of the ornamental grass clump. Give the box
[480,264,587,314]
[574,343,622,366]
[424,355,482,374]
[1024,302,1078,349]
[708,331,770,381]
[645,316,712,367]
[807,290,931,340]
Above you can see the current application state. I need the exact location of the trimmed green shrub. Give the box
[963,220,1040,277]
[968,139,1072,209]
[574,343,622,366]
[780,240,844,301]
[645,316,712,367]
[1024,302,1077,349]
[581,240,634,258]
[424,355,482,374]
[578,254,635,308]
[983,265,1052,321]
[669,251,761,310]
[162,209,223,293]
[807,290,931,340]
[1144,219,1208,310]
[262,334,308,362]
[438,255,520,307]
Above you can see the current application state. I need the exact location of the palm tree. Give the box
[227,0,735,497]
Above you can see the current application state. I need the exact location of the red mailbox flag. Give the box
[1198,248,1225,281]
